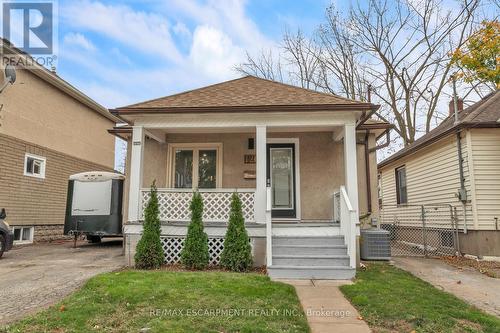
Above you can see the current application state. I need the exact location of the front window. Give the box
[174,150,194,188]
[198,150,217,188]
[395,166,407,205]
[172,144,221,189]
[24,153,46,179]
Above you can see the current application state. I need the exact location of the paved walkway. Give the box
[393,257,500,317]
[278,279,371,333]
[0,239,124,325]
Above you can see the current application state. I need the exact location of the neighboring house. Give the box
[110,76,391,279]
[378,91,500,257]
[0,39,119,243]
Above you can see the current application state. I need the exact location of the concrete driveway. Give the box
[0,239,125,325]
[393,257,500,317]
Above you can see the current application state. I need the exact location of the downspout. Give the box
[364,131,372,214]
[456,130,467,234]
[364,85,373,215]
[452,77,468,233]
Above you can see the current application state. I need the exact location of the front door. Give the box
[267,143,296,218]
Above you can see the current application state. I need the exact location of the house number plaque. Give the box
[244,154,256,164]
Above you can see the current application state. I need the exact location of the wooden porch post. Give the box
[128,126,145,222]
[344,122,359,267]
[255,125,267,224]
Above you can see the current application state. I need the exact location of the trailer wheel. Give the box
[0,234,5,258]
[87,235,102,243]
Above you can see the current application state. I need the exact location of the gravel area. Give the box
[0,239,124,325]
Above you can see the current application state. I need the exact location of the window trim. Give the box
[167,143,223,189]
[12,226,34,244]
[24,153,46,179]
[395,165,407,205]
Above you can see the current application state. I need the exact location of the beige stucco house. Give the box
[0,39,119,243]
[111,76,391,279]
[378,91,500,257]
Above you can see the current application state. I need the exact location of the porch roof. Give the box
[111,76,379,115]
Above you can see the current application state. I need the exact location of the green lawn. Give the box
[3,271,309,333]
[340,262,500,333]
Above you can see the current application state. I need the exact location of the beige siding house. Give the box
[378,91,500,257]
[111,76,391,279]
[0,39,119,242]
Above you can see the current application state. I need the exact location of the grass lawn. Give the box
[3,270,309,333]
[340,262,500,333]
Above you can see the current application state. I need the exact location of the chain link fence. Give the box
[379,204,460,257]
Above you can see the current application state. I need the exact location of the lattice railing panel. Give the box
[141,189,255,223]
[161,237,226,265]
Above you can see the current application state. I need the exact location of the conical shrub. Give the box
[220,192,253,271]
[135,182,164,269]
[180,192,209,269]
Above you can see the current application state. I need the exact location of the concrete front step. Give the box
[272,254,350,266]
[273,244,348,256]
[268,265,356,280]
[273,236,345,246]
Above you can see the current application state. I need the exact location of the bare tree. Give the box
[281,29,321,89]
[236,30,321,89]
[346,0,482,145]
[236,0,494,148]
[236,49,285,82]
[315,7,369,101]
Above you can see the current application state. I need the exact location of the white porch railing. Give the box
[265,186,272,266]
[141,188,256,223]
[334,186,357,268]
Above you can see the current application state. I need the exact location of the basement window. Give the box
[24,153,46,179]
[440,231,455,248]
[13,226,34,244]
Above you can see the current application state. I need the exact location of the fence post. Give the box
[453,206,461,256]
[421,205,428,258]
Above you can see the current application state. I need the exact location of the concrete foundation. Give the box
[459,230,500,257]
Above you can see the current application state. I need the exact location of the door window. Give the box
[270,147,294,210]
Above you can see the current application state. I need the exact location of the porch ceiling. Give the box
[144,125,343,134]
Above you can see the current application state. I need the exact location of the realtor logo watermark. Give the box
[1,0,58,67]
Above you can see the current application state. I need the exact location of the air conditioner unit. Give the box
[360,229,391,260]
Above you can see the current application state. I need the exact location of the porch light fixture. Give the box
[248,138,255,150]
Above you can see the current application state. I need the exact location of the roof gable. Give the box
[115,76,376,112]
[378,90,500,168]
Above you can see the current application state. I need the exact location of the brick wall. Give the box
[0,133,115,240]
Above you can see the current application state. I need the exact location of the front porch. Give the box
[112,75,386,279]
[124,122,360,278]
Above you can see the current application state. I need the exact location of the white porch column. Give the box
[255,125,267,223]
[344,122,360,268]
[343,123,359,215]
[128,126,145,222]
